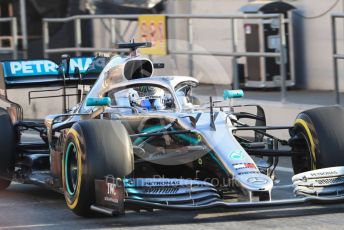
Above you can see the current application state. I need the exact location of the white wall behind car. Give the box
[89,0,344,90]
[164,0,344,91]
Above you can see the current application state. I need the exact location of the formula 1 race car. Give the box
[1,42,344,217]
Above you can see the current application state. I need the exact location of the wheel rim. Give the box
[65,142,78,196]
[299,132,314,170]
[291,129,314,174]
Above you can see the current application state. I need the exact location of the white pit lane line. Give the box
[0,200,61,208]
[0,224,57,229]
[273,184,294,189]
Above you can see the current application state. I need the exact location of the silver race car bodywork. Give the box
[77,56,273,200]
[1,42,344,216]
[59,51,344,213]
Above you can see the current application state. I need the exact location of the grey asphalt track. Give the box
[1,181,344,230]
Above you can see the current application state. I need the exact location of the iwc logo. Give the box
[107,182,117,196]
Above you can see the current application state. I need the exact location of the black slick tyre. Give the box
[62,119,134,217]
[291,106,344,174]
[0,108,15,190]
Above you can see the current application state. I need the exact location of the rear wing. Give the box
[0,56,108,120]
[0,56,108,98]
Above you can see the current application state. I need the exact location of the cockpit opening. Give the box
[106,84,175,111]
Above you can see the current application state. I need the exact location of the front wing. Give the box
[91,167,344,215]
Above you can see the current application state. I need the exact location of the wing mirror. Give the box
[86,97,111,106]
[223,90,244,100]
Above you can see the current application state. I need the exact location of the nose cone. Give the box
[193,111,274,193]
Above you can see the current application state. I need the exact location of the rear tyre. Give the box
[62,120,134,217]
[0,108,15,190]
[291,106,344,174]
[0,179,11,190]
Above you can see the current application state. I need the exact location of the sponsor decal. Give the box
[143,180,181,186]
[6,60,58,76]
[107,182,118,196]
[233,163,245,169]
[245,163,256,169]
[229,150,245,160]
[106,182,119,203]
[247,177,268,185]
[3,57,98,77]
[238,171,260,175]
[233,163,256,170]
[310,171,338,177]
[143,187,180,194]
[94,179,124,214]
[104,196,119,203]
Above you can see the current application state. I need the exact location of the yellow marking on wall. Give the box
[138,15,167,55]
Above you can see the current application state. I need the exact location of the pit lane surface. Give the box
[1,166,344,230]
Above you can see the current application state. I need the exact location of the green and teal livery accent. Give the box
[223,90,244,100]
[133,125,201,146]
[86,97,111,107]
[65,142,78,196]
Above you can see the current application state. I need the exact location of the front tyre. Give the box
[291,106,344,174]
[62,120,134,217]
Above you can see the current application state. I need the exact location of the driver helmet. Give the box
[131,86,166,110]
